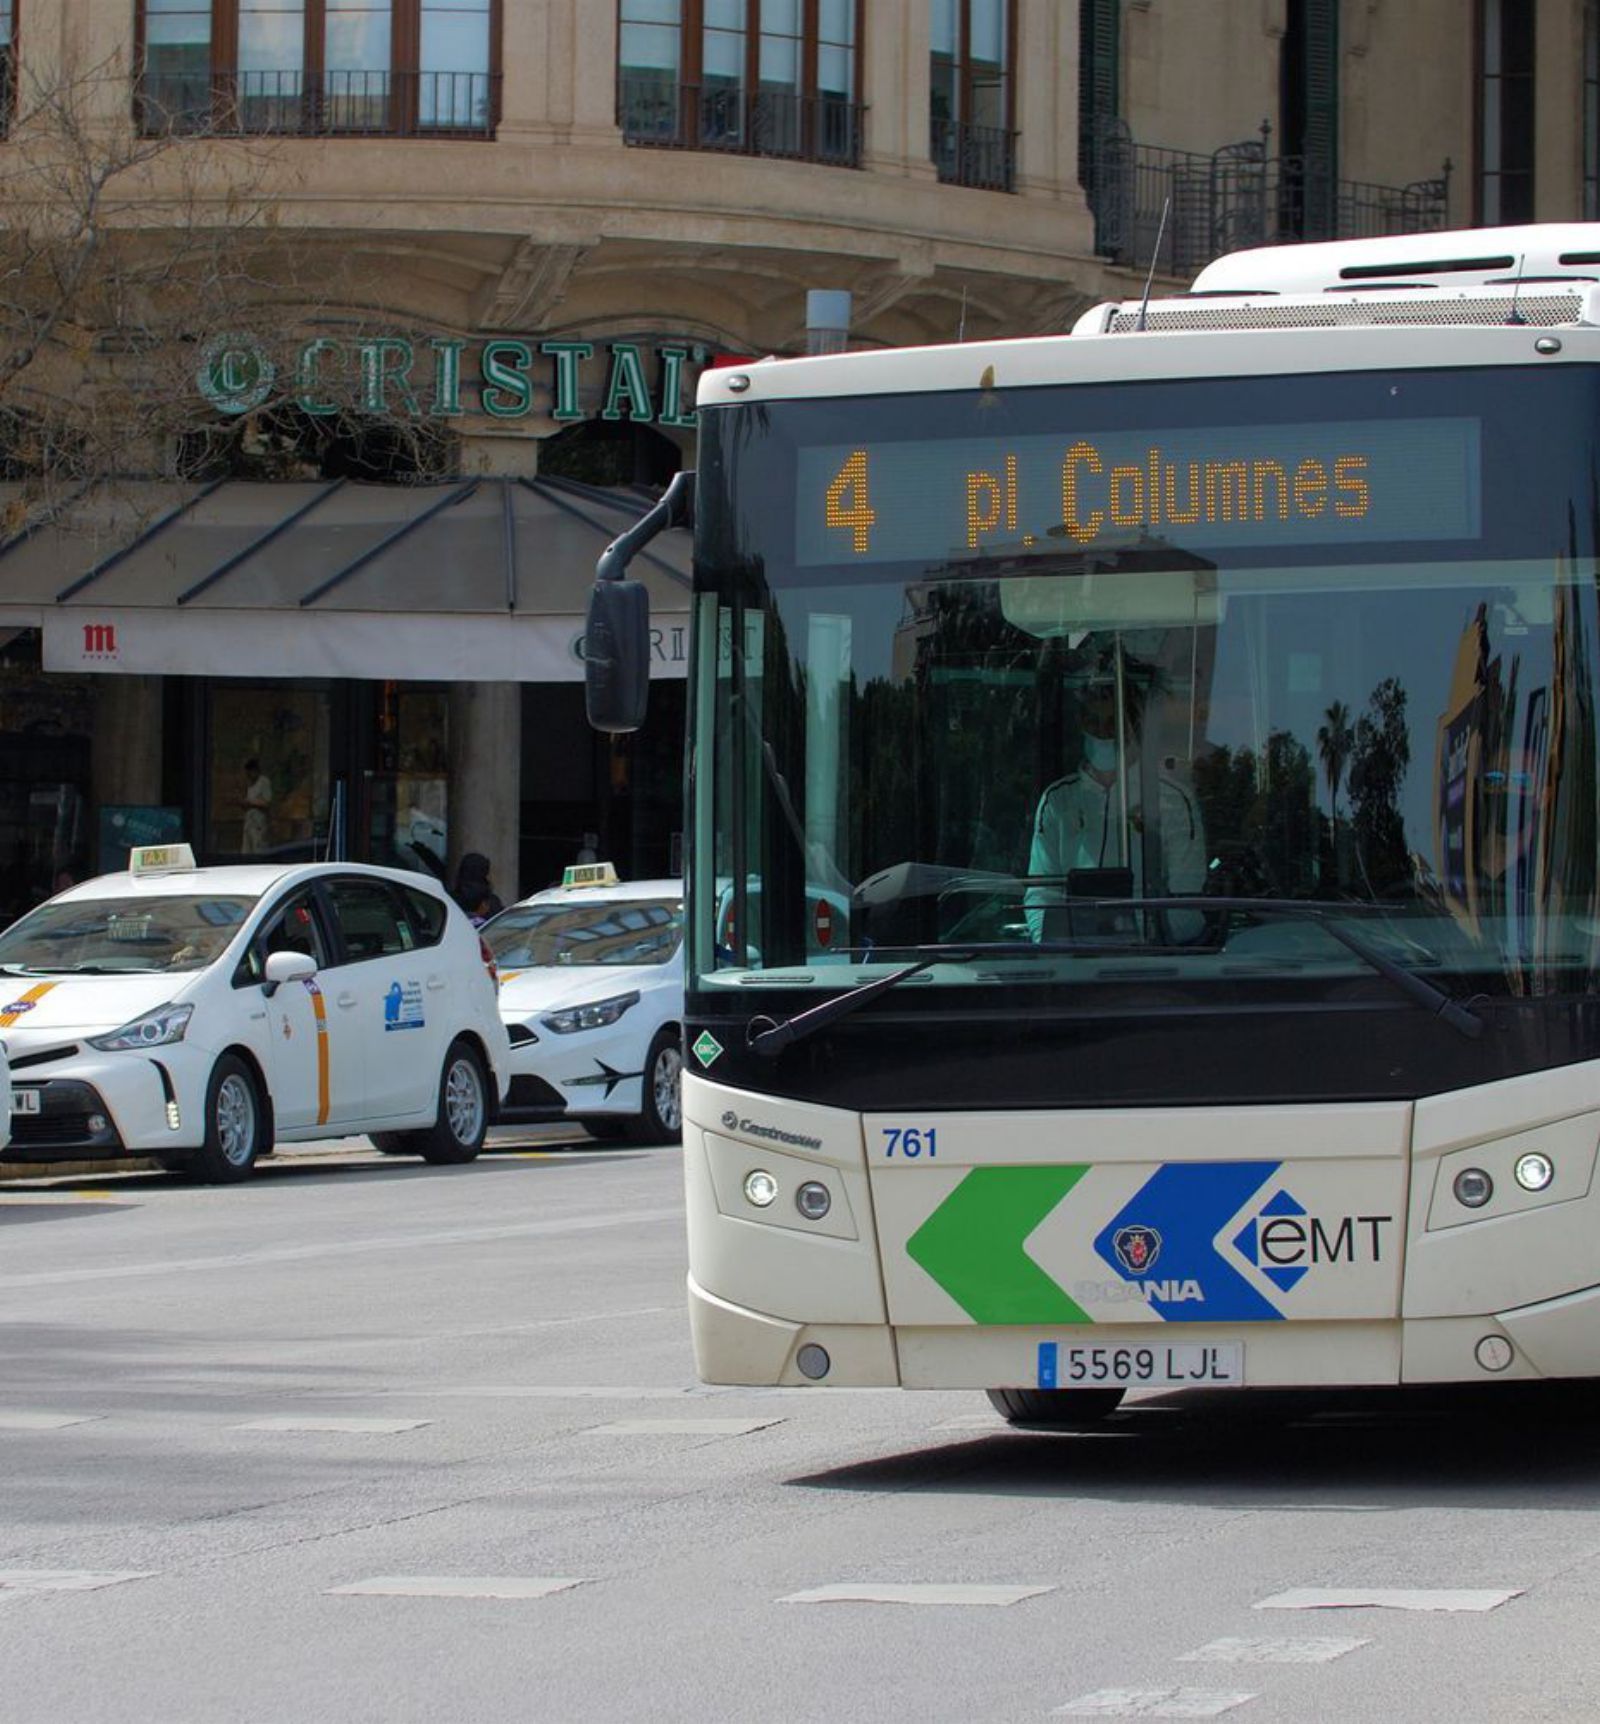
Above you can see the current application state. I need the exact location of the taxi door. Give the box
[321,876,444,1123]
[249,889,361,1133]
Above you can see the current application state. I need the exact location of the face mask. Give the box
[1083,730,1118,771]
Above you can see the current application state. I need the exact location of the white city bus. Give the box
[588,224,1600,1424]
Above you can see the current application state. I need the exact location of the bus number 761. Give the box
[880,1127,937,1159]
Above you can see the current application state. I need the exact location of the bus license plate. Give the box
[11,1089,40,1114]
[1055,1343,1243,1388]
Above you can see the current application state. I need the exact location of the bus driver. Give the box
[1026,664,1205,938]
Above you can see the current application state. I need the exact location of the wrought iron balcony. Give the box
[618,76,863,168]
[1085,120,1450,278]
[137,68,499,139]
[931,116,1016,192]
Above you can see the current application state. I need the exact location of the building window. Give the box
[618,1,863,168]
[930,0,1014,192]
[1477,0,1535,224]
[1077,0,1117,200]
[1279,0,1339,239]
[136,0,499,137]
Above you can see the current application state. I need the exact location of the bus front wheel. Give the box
[986,1388,1124,1428]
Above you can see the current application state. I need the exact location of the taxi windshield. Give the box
[0,894,258,974]
[483,898,683,967]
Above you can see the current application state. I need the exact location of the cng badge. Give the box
[691,1030,724,1069]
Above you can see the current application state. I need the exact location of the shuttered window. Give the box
[1477,0,1536,224]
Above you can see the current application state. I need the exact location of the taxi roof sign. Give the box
[129,842,198,877]
[562,862,620,889]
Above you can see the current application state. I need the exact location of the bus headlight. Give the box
[795,1181,832,1221]
[743,1169,778,1208]
[1514,1152,1554,1192]
[1453,1168,1494,1208]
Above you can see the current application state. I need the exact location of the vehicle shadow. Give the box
[0,1148,652,1195]
[0,1202,133,1223]
[789,1383,1600,1509]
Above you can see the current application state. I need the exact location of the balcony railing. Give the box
[618,76,863,168]
[137,68,499,139]
[1086,120,1451,278]
[931,116,1016,192]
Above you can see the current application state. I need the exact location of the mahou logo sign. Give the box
[81,621,118,661]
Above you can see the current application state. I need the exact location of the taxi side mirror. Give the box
[262,949,317,997]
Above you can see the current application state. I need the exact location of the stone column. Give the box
[447,681,522,905]
[862,0,935,179]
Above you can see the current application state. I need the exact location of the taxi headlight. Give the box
[89,1002,194,1051]
[540,991,640,1035]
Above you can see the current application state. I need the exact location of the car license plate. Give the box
[1050,1342,1243,1389]
[11,1088,40,1114]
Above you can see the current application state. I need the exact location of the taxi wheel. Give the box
[417,1039,489,1165]
[985,1388,1124,1429]
[188,1054,264,1184]
[626,1030,683,1145]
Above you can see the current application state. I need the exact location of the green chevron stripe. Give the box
[905,1165,1092,1324]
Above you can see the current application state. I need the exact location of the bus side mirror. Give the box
[584,470,693,736]
[585,577,651,733]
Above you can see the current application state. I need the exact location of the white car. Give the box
[0,845,510,1182]
[481,867,683,1143]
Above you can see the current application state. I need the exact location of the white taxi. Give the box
[0,845,510,1182]
[481,866,683,1143]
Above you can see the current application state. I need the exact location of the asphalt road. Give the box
[3,1136,1600,1724]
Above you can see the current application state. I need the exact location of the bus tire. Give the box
[625,1029,683,1144]
[187,1054,264,1184]
[986,1387,1124,1428]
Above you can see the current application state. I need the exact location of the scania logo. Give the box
[1112,1224,1162,1275]
[718,1111,823,1151]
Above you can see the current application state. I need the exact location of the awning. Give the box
[0,476,691,682]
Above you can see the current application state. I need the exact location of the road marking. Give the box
[328,1576,585,1600]
[0,1570,155,1594]
[587,1417,785,1436]
[1054,1690,1256,1718]
[1180,1637,1370,1664]
[779,1583,1055,1607]
[1255,1587,1523,1613]
[0,1412,103,1430]
[0,1206,681,1289]
[379,1383,704,1400]
[233,1417,432,1434]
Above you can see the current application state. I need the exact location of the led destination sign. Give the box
[795,417,1482,565]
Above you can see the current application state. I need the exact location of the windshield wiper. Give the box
[746,947,980,1058]
[744,896,1485,1056]
[1061,895,1486,1040]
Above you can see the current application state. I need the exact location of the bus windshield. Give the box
[690,364,1600,999]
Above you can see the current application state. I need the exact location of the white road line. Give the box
[1255,1587,1523,1613]
[327,1576,586,1600]
[779,1583,1055,1607]
[0,1412,102,1430]
[1054,1689,1256,1719]
[232,1417,432,1434]
[0,1571,155,1594]
[1179,1637,1370,1664]
[0,1206,681,1290]
[587,1417,785,1436]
